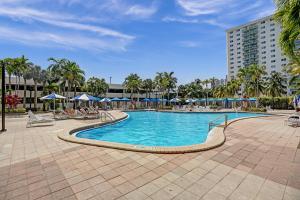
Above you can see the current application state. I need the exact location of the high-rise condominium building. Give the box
[226,15,289,81]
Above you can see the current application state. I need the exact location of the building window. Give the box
[262,61,266,64]
[261,36,266,39]
[237,42,240,45]
[281,64,286,67]
[262,51,266,54]
[261,21,265,24]
[271,65,276,68]
[271,49,276,52]
[230,62,234,65]
[262,56,266,59]
[230,40,233,43]
[262,46,266,49]
[270,23,275,26]
[281,58,287,61]
[270,39,275,42]
[237,33,240,36]
[270,33,275,37]
[237,52,241,55]
[261,41,266,44]
[270,44,275,47]
[261,26,265,29]
[271,55,275,58]
[271,60,276,63]
[261,31,266,34]
[230,44,233,47]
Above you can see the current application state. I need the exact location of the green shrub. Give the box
[258,97,293,110]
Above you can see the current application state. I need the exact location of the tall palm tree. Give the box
[266,72,286,97]
[141,79,155,98]
[3,58,15,94]
[237,65,266,97]
[31,65,42,110]
[164,72,177,102]
[87,77,108,97]
[266,71,287,108]
[62,61,85,101]
[226,79,241,97]
[274,0,300,64]
[22,64,33,109]
[123,74,142,99]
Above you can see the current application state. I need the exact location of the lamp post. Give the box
[1,60,6,132]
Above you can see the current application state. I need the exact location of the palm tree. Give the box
[164,72,177,102]
[2,58,15,94]
[14,55,31,95]
[226,79,241,97]
[274,0,300,65]
[60,60,84,102]
[87,77,108,97]
[141,79,155,98]
[237,65,266,97]
[123,74,142,99]
[266,71,287,108]
[22,64,33,109]
[213,85,227,98]
[31,65,42,110]
[266,72,286,97]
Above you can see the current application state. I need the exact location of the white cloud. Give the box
[162,16,230,28]
[176,0,232,16]
[125,4,158,18]
[0,6,134,40]
[0,26,130,52]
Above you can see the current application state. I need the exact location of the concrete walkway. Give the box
[0,112,299,200]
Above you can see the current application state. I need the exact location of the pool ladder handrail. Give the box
[100,111,115,121]
[208,114,228,132]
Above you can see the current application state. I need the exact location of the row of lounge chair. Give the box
[172,105,242,112]
[27,107,114,127]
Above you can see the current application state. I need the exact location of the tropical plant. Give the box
[274,0,300,65]
[123,73,142,99]
[22,64,33,108]
[164,72,177,101]
[31,65,42,110]
[266,72,286,97]
[141,79,155,98]
[87,77,109,97]
[237,64,267,97]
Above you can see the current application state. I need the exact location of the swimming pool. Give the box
[75,111,266,147]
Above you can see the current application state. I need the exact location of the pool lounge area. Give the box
[0,111,299,200]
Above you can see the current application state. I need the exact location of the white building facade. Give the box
[226,15,289,81]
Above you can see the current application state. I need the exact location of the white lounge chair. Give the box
[27,111,54,127]
[286,115,300,127]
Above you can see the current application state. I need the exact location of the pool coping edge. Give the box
[57,111,278,154]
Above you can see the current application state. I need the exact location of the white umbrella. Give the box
[40,93,66,113]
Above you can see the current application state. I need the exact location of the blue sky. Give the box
[0,0,275,84]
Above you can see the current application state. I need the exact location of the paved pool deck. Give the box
[0,111,299,200]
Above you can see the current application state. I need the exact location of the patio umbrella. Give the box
[100,98,111,102]
[120,97,130,102]
[142,98,150,102]
[170,98,181,103]
[40,93,66,113]
[111,97,121,102]
[72,93,95,101]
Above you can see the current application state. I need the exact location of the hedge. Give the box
[258,97,294,110]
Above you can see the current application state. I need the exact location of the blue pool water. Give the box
[76,111,266,147]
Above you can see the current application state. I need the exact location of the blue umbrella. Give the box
[170,98,181,103]
[72,94,98,101]
[40,93,66,100]
[40,93,66,113]
[120,97,131,102]
[142,98,151,102]
[111,97,121,102]
[100,98,111,102]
